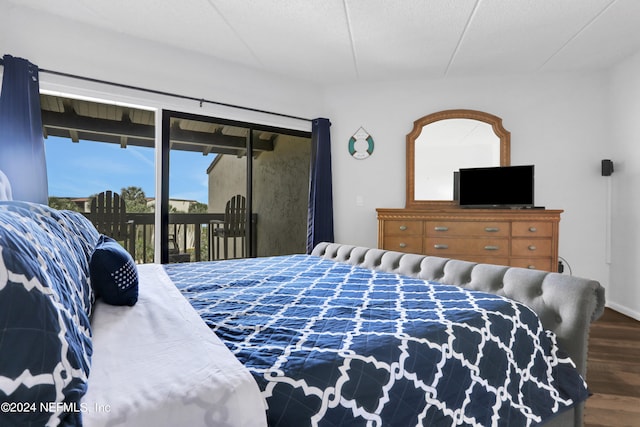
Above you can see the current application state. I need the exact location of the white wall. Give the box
[609,50,640,319]
[323,73,612,292]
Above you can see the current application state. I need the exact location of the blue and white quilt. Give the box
[166,255,589,427]
[0,201,99,426]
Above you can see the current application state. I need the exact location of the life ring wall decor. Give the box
[348,127,374,159]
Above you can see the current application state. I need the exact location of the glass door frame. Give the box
[159,109,311,263]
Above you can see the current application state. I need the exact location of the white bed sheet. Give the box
[82,263,267,427]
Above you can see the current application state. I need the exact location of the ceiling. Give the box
[7,0,640,85]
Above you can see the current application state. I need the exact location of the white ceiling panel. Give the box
[448,0,616,75]
[542,0,640,71]
[208,0,357,83]
[4,0,640,86]
[7,0,261,67]
[346,0,478,80]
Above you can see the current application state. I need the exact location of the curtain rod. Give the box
[0,57,313,123]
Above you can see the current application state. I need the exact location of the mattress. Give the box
[165,254,589,427]
[82,263,267,427]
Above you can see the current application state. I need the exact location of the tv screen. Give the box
[457,165,535,208]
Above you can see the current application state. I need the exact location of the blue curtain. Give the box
[306,118,334,253]
[0,55,48,204]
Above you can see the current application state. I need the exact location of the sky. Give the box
[45,137,214,204]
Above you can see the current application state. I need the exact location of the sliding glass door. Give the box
[160,110,311,263]
[250,132,311,256]
[41,94,157,263]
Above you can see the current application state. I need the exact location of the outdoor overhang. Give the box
[40,94,276,157]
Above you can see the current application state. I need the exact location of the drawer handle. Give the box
[527,265,536,269]
[528,245,537,251]
[485,227,500,232]
[399,225,408,231]
[529,227,537,232]
[434,244,449,250]
[399,242,407,248]
[434,226,449,232]
[484,245,500,251]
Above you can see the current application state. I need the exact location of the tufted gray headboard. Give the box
[311,242,605,380]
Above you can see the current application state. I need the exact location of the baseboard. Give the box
[606,301,640,321]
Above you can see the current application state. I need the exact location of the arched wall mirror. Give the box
[406,109,511,208]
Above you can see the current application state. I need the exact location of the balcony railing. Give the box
[84,212,257,264]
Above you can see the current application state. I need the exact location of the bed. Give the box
[0,202,605,427]
[165,243,605,427]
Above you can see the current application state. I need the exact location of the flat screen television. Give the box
[457,165,535,208]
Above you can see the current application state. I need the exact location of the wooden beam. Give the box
[41,110,154,141]
[169,125,274,152]
[41,110,275,154]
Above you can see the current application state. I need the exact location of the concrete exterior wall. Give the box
[253,135,311,256]
[207,134,311,257]
[208,156,246,213]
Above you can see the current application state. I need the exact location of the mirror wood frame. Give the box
[406,109,511,209]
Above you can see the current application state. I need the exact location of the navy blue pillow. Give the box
[90,235,139,306]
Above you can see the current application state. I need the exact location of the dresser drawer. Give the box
[510,258,554,271]
[383,236,423,253]
[511,239,553,257]
[512,221,553,237]
[425,237,509,256]
[383,220,423,236]
[378,207,561,272]
[426,221,509,237]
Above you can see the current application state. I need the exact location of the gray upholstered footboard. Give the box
[311,242,606,427]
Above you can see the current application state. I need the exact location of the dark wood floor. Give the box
[584,308,640,427]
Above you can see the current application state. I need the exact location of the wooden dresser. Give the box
[377,208,562,272]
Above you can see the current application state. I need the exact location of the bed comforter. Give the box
[165,254,589,427]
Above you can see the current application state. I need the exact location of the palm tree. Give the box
[48,197,81,211]
[189,201,207,213]
[120,186,150,213]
